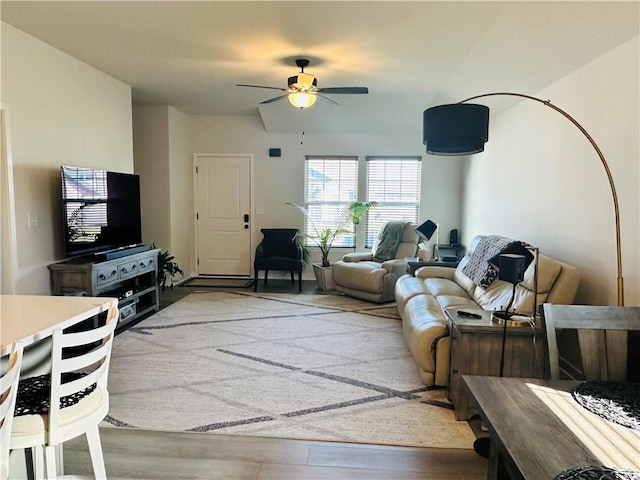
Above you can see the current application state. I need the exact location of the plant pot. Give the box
[313,263,335,291]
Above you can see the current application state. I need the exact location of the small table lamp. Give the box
[490,253,530,326]
[416,219,439,260]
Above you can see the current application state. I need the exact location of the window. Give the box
[304,156,358,247]
[365,157,422,247]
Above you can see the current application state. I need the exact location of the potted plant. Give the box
[287,201,376,290]
[153,244,185,290]
[295,235,311,270]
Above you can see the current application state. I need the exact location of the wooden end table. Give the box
[405,257,459,274]
[445,307,545,420]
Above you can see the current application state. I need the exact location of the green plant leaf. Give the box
[287,201,376,267]
[153,243,184,290]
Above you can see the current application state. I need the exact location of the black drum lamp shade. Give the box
[423,104,490,155]
[416,220,438,241]
[490,252,535,327]
[495,253,529,285]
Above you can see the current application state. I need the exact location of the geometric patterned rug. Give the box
[105,291,475,449]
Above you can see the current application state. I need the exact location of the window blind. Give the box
[365,157,421,247]
[304,156,358,248]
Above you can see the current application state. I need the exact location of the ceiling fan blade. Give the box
[314,87,369,94]
[316,93,339,106]
[260,95,288,104]
[236,84,287,92]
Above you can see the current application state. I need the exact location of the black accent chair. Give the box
[254,228,303,292]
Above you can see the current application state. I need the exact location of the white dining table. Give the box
[1,294,117,355]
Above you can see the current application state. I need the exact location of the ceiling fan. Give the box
[236,58,369,109]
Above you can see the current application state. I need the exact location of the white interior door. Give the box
[194,154,252,276]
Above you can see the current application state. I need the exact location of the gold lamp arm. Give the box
[459,92,624,306]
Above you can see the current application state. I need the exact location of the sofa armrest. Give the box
[342,252,374,262]
[415,265,456,280]
[401,295,449,383]
[381,258,408,275]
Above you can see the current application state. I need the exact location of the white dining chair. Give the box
[1,342,24,480]
[11,300,119,479]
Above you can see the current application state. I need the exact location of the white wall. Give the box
[188,114,462,272]
[0,23,133,294]
[167,107,192,277]
[461,37,639,306]
[133,105,192,278]
[133,105,193,280]
[133,106,171,251]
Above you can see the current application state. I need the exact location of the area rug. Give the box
[180,277,254,288]
[105,291,475,449]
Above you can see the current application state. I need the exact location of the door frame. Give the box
[1,104,18,293]
[192,153,255,277]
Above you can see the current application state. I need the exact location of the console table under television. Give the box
[48,246,160,330]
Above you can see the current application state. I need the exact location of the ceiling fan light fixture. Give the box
[288,92,316,109]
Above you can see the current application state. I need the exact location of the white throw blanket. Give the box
[462,235,532,288]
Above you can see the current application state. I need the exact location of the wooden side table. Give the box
[433,244,466,261]
[405,257,459,274]
[445,307,545,420]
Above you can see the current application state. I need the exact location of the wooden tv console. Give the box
[48,246,160,330]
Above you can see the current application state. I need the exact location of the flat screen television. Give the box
[61,165,142,258]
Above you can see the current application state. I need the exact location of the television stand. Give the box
[48,247,160,331]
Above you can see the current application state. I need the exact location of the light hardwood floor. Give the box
[78,281,487,479]
[64,427,488,479]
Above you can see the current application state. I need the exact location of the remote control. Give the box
[457,310,482,319]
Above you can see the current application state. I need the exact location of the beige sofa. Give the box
[332,222,419,303]
[394,235,580,386]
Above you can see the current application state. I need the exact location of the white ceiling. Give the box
[1,1,638,135]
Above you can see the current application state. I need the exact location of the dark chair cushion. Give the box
[256,229,300,259]
[14,372,97,416]
[255,257,302,271]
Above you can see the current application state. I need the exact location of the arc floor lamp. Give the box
[423,92,624,306]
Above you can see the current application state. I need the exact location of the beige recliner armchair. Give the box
[332,221,419,303]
